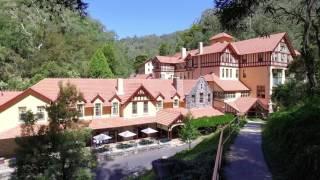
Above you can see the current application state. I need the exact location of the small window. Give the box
[230,69,233,78]
[243,69,246,78]
[132,102,138,114]
[208,94,211,103]
[112,102,119,115]
[222,68,225,78]
[95,103,102,116]
[156,100,163,110]
[236,69,239,78]
[143,101,148,113]
[192,95,196,103]
[199,93,204,103]
[257,86,266,98]
[77,104,84,117]
[173,99,179,107]
[226,69,229,78]
[18,107,27,121]
[37,106,45,120]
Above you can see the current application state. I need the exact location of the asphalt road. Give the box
[95,141,199,180]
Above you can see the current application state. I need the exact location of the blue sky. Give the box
[85,0,214,38]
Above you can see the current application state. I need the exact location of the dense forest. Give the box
[0,0,303,91]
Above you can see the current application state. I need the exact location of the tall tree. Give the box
[14,82,95,180]
[88,48,114,78]
[133,54,149,72]
[179,113,199,149]
[159,43,170,56]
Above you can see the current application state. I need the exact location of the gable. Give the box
[0,88,51,113]
[188,77,212,96]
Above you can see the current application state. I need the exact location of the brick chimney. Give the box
[173,77,183,95]
[117,78,124,95]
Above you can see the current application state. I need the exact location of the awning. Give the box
[141,127,158,134]
[93,134,112,141]
[118,130,136,138]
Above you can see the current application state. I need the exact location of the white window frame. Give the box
[36,106,45,121]
[18,107,27,121]
[156,100,163,110]
[143,101,148,114]
[111,102,119,116]
[132,102,138,114]
[94,103,102,117]
[173,98,179,108]
[77,103,85,118]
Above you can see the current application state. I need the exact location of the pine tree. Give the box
[88,49,114,78]
[159,43,170,56]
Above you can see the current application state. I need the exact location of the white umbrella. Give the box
[118,130,136,138]
[141,127,158,134]
[93,134,112,141]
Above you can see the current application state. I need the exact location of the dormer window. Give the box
[112,102,119,115]
[173,99,179,108]
[77,104,84,117]
[156,100,163,110]
[94,103,102,117]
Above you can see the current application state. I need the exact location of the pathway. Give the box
[223,120,272,180]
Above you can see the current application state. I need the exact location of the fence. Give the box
[212,117,239,180]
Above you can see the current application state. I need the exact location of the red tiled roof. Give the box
[204,73,249,91]
[210,32,233,40]
[154,56,184,64]
[131,74,153,79]
[231,32,286,55]
[226,97,268,114]
[0,91,22,106]
[31,78,189,106]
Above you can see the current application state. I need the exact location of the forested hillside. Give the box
[0,0,303,91]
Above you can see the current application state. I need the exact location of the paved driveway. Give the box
[223,120,272,180]
[95,141,199,180]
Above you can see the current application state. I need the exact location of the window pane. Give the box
[144,101,148,113]
[95,103,101,116]
[112,102,118,115]
[132,102,137,114]
[199,93,204,103]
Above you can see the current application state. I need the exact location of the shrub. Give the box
[263,98,320,180]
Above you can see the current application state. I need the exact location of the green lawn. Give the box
[190,114,234,129]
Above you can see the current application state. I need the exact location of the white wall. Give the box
[220,67,239,80]
[123,101,157,118]
[0,95,49,133]
[145,61,154,74]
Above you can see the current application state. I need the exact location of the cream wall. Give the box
[145,61,154,74]
[220,67,239,80]
[0,95,49,133]
[123,101,157,119]
[239,66,271,100]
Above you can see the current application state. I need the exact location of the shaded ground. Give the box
[95,140,201,180]
[223,120,272,180]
